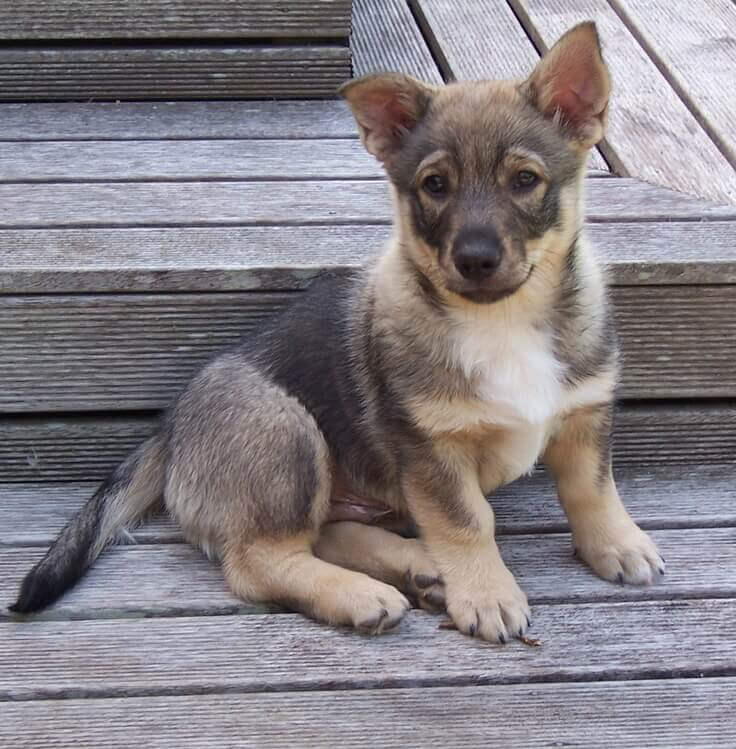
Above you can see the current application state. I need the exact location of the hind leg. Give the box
[224,532,410,634]
[315,522,445,611]
[168,363,410,633]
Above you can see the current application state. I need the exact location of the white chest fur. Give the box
[450,316,565,429]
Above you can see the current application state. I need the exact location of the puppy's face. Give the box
[388,82,581,304]
[342,22,610,306]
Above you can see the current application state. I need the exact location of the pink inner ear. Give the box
[553,85,590,129]
[364,90,414,137]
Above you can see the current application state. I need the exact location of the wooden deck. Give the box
[1,1,736,746]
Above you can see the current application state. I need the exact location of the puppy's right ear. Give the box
[339,74,433,164]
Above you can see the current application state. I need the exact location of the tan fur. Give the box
[544,408,663,584]
[315,521,444,611]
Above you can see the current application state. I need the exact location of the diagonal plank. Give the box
[352,0,443,83]
[1,678,733,747]
[410,0,608,171]
[1,221,736,294]
[2,464,732,546]
[2,529,734,620]
[2,599,736,699]
[0,178,734,229]
[610,0,736,168]
[507,0,736,204]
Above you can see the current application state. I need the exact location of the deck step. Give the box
[0,403,733,481]
[0,2,351,101]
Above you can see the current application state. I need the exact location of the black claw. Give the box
[498,633,506,644]
[423,590,446,608]
[526,615,531,629]
[572,547,578,558]
[518,627,524,637]
[468,623,476,636]
[414,574,442,589]
[658,567,665,576]
[660,556,666,563]
[616,572,624,584]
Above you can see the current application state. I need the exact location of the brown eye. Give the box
[513,170,540,189]
[423,174,447,196]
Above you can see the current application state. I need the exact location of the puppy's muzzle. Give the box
[452,227,502,282]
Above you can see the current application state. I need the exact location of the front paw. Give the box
[445,563,530,643]
[576,521,665,585]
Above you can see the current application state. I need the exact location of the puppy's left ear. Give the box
[524,21,611,148]
[339,73,434,164]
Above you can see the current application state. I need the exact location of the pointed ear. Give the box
[524,22,611,147]
[339,73,434,164]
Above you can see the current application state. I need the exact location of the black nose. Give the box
[452,229,502,281]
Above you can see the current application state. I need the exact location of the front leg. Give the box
[544,402,665,584]
[403,447,530,643]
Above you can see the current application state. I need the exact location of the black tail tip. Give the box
[8,570,63,615]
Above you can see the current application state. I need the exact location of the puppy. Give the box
[11,22,663,643]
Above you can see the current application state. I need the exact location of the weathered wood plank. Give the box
[1,679,733,747]
[1,464,732,546]
[411,0,608,171]
[0,139,384,182]
[0,46,351,101]
[2,529,734,620]
[611,0,736,168]
[0,100,359,140]
[3,599,736,698]
[0,1,352,39]
[352,0,443,83]
[0,138,608,183]
[0,178,734,229]
[1,283,733,412]
[506,0,736,204]
[2,221,735,294]
[1,404,732,482]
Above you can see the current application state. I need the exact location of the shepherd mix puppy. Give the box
[11,22,664,643]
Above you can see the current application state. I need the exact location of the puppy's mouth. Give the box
[451,265,534,304]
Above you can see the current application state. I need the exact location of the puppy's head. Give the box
[341,22,610,305]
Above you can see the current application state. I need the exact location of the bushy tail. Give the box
[9,433,167,614]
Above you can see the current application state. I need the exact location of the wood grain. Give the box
[3,598,736,698]
[0,100,359,140]
[1,463,732,546]
[611,0,736,168]
[352,0,443,83]
[0,178,733,229]
[1,679,733,747]
[0,1,352,39]
[2,221,735,294]
[2,528,734,621]
[507,0,736,204]
[1,404,732,482]
[410,0,608,171]
[0,139,383,182]
[1,283,733,412]
[0,46,351,101]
